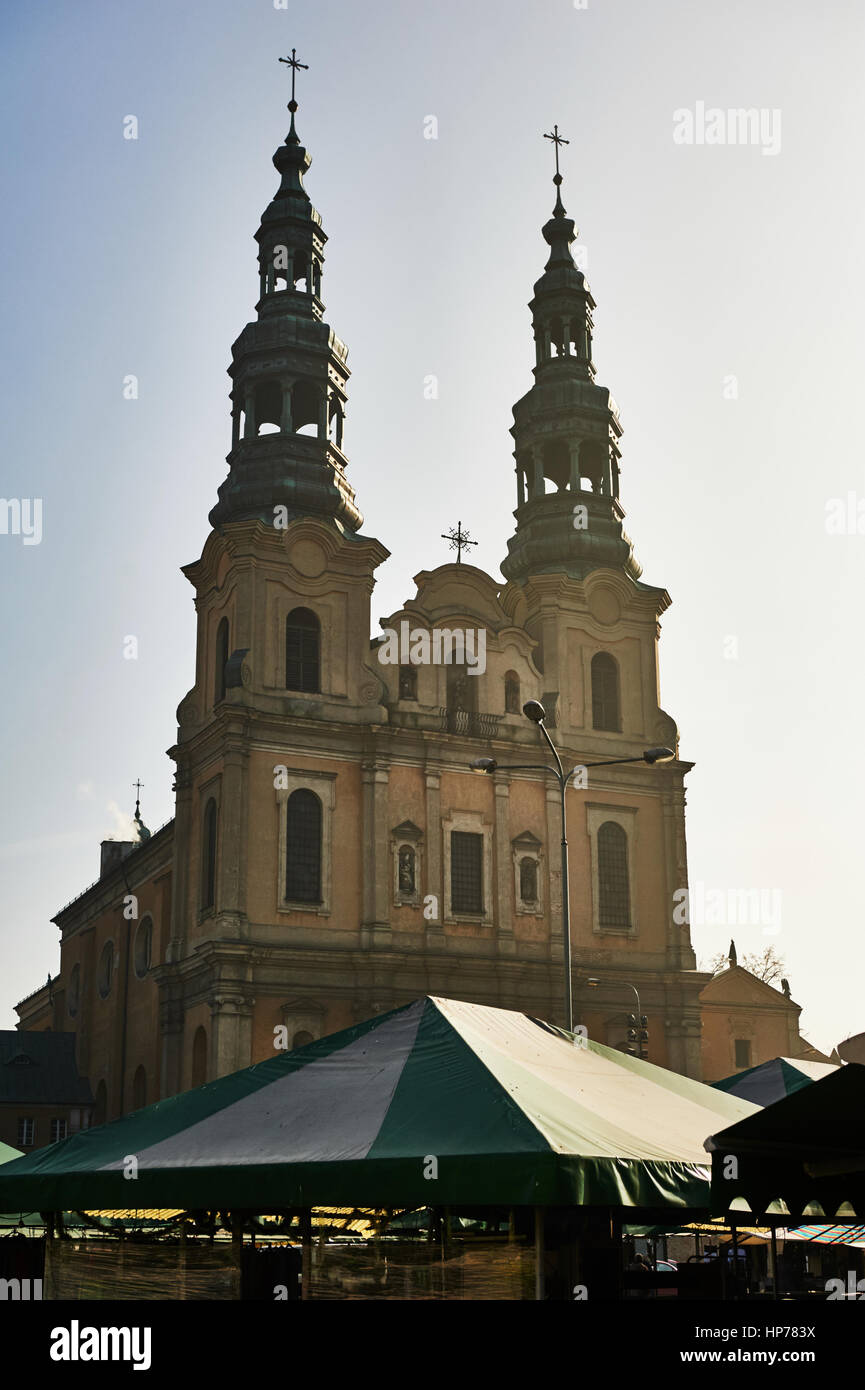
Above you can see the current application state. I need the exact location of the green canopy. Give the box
[712,1056,837,1108]
[0,1139,22,1166]
[0,997,757,1212]
[706,1062,865,1220]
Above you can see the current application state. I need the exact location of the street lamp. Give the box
[470,702,674,1031]
[586,977,649,1059]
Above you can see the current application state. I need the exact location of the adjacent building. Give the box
[0,1030,93,1153]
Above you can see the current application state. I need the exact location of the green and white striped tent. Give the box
[711,1056,838,1108]
[0,997,756,1213]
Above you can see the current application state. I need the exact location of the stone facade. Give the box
[16,99,715,1113]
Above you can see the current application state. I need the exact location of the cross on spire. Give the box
[441,521,477,564]
[133,779,143,814]
[544,123,569,185]
[279,48,309,113]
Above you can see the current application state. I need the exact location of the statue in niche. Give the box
[399,665,417,699]
[520,856,538,904]
[398,846,416,895]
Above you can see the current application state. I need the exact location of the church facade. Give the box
[16,93,709,1122]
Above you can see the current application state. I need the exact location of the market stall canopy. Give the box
[706,1063,865,1221]
[0,997,756,1213]
[712,1056,837,1108]
[0,1140,22,1166]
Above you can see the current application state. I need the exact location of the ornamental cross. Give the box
[544,123,569,180]
[441,521,477,565]
[279,48,308,110]
[133,778,143,812]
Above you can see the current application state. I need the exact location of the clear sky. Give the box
[1,0,863,1054]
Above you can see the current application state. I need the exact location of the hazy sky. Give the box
[1,0,863,1054]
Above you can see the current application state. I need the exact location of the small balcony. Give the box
[439,707,502,739]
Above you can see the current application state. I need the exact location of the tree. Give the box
[704,945,786,985]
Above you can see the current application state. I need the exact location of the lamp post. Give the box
[470,701,673,1032]
[586,976,649,1059]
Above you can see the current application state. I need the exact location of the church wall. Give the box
[700,969,804,1081]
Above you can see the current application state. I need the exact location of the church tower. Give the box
[160,65,389,1091]
[209,60,360,534]
[497,135,702,1071]
[502,131,637,585]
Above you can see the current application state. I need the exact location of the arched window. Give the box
[292,1030,314,1050]
[254,380,282,435]
[132,1065,146,1111]
[291,250,309,292]
[215,617,229,704]
[519,856,538,903]
[93,1080,107,1126]
[286,608,320,693]
[579,439,607,494]
[591,652,620,732]
[542,439,570,493]
[67,963,80,1018]
[134,916,152,979]
[598,821,630,929]
[97,942,114,999]
[291,380,321,436]
[504,670,521,714]
[285,789,322,903]
[398,665,417,700]
[191,1027,207,1088]
[201,799,218,911]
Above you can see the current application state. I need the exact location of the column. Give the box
[561,319,571,356]
[218,743,249,939]
[569,443,581,493]
[210,992,255,1079]
[280,382,293,434]
[318,391,328,439]
[361,761,391,948]
[532,446,544,499]
[602,445,613,498]
[546,787,564,959]
[424,769,445,950]
[243,390,255,439]
[495,779,515,955]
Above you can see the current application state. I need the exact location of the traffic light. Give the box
[626,1014,638,1055]
[639,1014,649,1060]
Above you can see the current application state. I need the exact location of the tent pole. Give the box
[730,1220,739,1300]
[534,1206,545,1301]
[231,1211,243,1302]
[301,1208,312,1301]
[770,1225,779,1300]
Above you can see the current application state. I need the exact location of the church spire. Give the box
[209,54,362,533]
[500,129,640,586]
